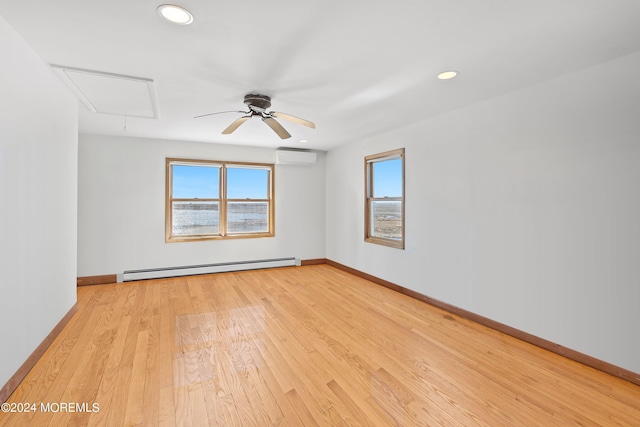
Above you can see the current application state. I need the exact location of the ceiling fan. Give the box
[195,93,315,139]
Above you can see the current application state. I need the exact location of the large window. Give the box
[166,158,274,242]
[365,148,405,249]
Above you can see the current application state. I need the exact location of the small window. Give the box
[365,148,405,249]
[166,159,274,242]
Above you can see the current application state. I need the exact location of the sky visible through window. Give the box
[172,160,398,199]
[172,165,268,199]
[227,167,268,199]
[373,158,402,197]
[172,165,219,198]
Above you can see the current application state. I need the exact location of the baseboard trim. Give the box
[77,260,327,285]
[0,302,78,403]
[300,258,329,266]
[322,259,640,387]
[77,274,117,286]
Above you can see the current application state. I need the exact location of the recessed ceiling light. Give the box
[157,4,193,25]
[437,70,459,80]
[299,139,308,143]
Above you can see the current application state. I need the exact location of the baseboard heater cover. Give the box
[118,257,300,282]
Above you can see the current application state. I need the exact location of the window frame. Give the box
[165,158,274,242]
[364,148,405,249]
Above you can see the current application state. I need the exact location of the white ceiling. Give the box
[2,0,640,151]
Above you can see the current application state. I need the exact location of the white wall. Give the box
[0,16,78,388]
[77,134,325,276]
[326,51,640,374]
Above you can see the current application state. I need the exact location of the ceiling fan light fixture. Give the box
[157,4,193,25]
[437,70,459,80]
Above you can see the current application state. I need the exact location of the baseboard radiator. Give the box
[118,257,300,282]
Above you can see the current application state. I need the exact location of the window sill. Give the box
[364,236,404,249]
[166,232,275,243]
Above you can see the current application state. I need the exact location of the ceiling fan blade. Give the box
[262,117,291,139]
[222,116,251,134]
[194,110,248,119]
[272,111,315,129]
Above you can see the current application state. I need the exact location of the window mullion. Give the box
[171,198,218,202]
[220,165,227,236]
[371,199,403,202]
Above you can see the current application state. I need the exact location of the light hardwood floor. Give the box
[2,265,639,426]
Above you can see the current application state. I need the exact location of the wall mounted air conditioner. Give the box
[276,149,317,165]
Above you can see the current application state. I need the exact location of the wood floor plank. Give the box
[1,265,639,426]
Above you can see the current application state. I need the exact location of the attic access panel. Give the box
[51,65,159,119]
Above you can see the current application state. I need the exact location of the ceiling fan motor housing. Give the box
[244,94,272,111]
